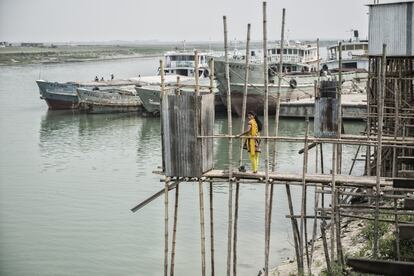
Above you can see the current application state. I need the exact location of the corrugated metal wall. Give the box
[369,2,413,56]
[161,93,214,177]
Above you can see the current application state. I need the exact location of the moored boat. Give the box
[214,38,368,116]
[77,87,142,114]
[36,79,141,110]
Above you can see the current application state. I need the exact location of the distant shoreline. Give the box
[0,43,222,66]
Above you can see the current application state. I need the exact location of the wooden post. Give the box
[170,182,180,276]
[209,180,215,276]
[238,23,251,168]
[310,186,320,267]
[300,118,310,272]
[374,44,386,258]
[164,177,169,276]
[223,15,234,276]
[262,2,271,275]
[199,180,206,276]
[209,58,215,93]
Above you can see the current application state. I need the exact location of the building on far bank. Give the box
[20,42,44,47]
[0,41,11,47]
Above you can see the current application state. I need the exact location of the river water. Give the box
[0,57,365,275]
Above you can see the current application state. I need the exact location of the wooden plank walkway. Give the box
[203,170,392,187]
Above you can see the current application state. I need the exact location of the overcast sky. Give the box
[0,0,410,43]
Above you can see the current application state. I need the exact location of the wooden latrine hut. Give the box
[161,93,215,177]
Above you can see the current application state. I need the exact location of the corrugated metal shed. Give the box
[161,93,214,177]
[368,1,413,56]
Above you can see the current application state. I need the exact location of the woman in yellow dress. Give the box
[239,111,262,173]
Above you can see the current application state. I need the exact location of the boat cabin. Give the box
[161,51,210,77]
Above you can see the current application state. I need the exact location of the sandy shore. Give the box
[271,217,367,276]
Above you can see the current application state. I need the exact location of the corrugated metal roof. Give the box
[368,1,413,56]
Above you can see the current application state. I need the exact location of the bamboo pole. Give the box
[238,23,251,168]
[335,44,345,265]
[199,180,206,276]
[271,8,285,172]
[310,186,320,270]
[337,42,343,174]
[209,58,215,93]
[373,44,386,258]
[209,180,215,276]
[164,177,169,276]
[330,140,337,263]
[300,118,310,273]
[262,2,271,275]
[320,214,332,275]
[366,57,372,176]
[286,184,304,274]
[223,15,234,276]
[233,182,240,276]
[394,59,401,261]
[160,59,169,276]
[170,182,180,276]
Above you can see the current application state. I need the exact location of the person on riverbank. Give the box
[239,111,262,173]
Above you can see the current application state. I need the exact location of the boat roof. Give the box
[164,50,210,56]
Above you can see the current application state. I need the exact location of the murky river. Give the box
[0,57,365,275]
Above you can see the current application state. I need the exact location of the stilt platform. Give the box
[202,169,392,187]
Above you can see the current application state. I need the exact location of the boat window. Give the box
[251,50,255,56]
[277,49,280,54]
[345,45,355,50]
[355,44,363,50]
[288,49,292,55]
[170,56,177,61]
[293,49,297,55]
[271,49,276,54]
[342,45,346,51]
[363,44,368,50]
[299,50,304,56]
[283,49,287,54]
